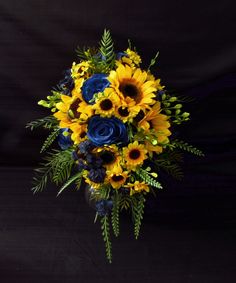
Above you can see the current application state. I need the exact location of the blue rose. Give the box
[87,116,128,146]
[58,128,73,150]
[81,74,110,104]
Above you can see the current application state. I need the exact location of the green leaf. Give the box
[99,29,115,73]
[131,194,146,239]
[40,128,60,153]
[57,172,82,196]
[111,193,120,237]
[172,139,205,156]
[26,116,57,130]
[136,168,163,189]
[100,215,112,263]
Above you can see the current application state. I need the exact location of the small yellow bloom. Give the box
[108,166,128,189]
[125,181,149,196]
[123,141,147,170]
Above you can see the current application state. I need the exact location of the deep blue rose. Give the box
[95,199,113,216]
[81,74,110,104]
[58,128,73,150]
[87,116,128,146]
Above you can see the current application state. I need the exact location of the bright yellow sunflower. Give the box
[94,145,122,171]
[125,181,149,196]
[71,61,90,79]
[108,166,129,189]
[123,141,148,170]
[70,123,87,144]
[108,64,157,112]
[92,89,120,117]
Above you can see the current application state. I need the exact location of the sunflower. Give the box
[108,166,128,189]
[138,101,171,145]
[70,123,87,144]
[123,141,147,170]
[92,89,120,117]
[108,64,157,112]
[125,181,149,196]
[71,61,90,79]
[94,145,122,171]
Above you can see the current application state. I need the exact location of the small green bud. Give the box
[146,167,151,172]
[175,109,181,115]
[182,112,190,118]
[38,100,49,108]
[67,109,74,119]
[162,94,166,100]
[150,172,158,178]
[174,104,182,109]
[151,139,158,145]
[169,97,177,102]
[165,110,172,115]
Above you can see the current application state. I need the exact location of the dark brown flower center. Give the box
[129,149,141,160]
[118,106,129,117]
[112,175,124,182]
[134,110,145,122]
[100,99,113,111]
[119,80,141,102]
[100,151,116,165]
[68,98,81,119]
[80,131,86,139]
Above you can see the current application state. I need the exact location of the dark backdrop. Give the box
[0,0,236,282]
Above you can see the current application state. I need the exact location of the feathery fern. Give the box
[101,215,112,263]
[40,128,60,153]
[26,116,57,130]
[132,194,146,239]
[57,172,82,196]
[99,29,115,72]
[137,168,163,189]
[172,139,204,156]
[111,193,120,237]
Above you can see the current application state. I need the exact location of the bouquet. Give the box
[27,30,204,262]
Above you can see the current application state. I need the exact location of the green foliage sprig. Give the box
[111,193,120,237]
[171,139,205,156]
[40,128,60,153]
[136,168,163,189]
[26,116,57,130]
[101,215,112,263]
[132,194,146,239]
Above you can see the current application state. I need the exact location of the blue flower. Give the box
[78,140,95,154]
[87,116,128,147]
[116,52,128,60]
[58,69,74,96]
[81,74,110,104]
[95,199,113,216]
[58,128,73,150]
[88,167,106,183]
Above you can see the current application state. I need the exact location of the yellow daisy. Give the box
[123,141,147,170]
[92,89,120,117]
[108,166,128,189]
[108,64,157,112]
[125,181,149,196]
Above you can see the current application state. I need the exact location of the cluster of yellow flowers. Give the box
[53,48,171,195]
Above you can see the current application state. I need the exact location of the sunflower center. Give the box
[119,80,141,102]
[100,151,116,165]
[118,107,129,117]
[68,98,81,119]
[80,131,86,139]
[134,110,145,122]
[129,149,141,160]
[112,175,124,182]
[100,99,113,111]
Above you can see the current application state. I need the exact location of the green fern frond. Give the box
[137,168,163,189]
[57,172,82,196]
[172,139,204,156]
[111,193,120,237]
[32,166,52,194]
[26,116,57,130]
[132,194,145,239]
[40,128,60,153]
[119,194,132,210]
[100,215,112,263]
[99,29,115,72]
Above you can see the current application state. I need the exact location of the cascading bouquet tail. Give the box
[26,29,204,263]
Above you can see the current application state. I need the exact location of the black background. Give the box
[1,0,236,282]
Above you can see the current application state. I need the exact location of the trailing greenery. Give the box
[40,128,60,153]
[26,116,57,130]
[171,139,205,156]
[101,215,112,263]
[136,168,163,189]
[119,194,132,210]
[31,149,75,193]
[57,172,83,196]
[111,193,120,237]
[132,194,146,239]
